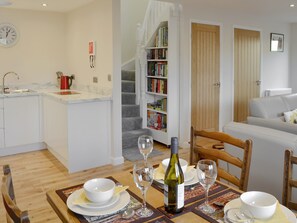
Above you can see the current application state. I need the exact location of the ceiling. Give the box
[1,0,297,23]
[187,0,297,23]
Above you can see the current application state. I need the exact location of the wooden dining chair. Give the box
[283,149,297,211]
[190,126,253,191]
[2,165,30,223]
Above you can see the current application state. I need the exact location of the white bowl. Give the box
[83,178,115,203]
[162,158,188,173]
[240,191,277,219]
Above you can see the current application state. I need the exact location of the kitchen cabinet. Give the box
[43,95,111,173]
[4,95,41,147]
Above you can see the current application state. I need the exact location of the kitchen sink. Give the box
[2,89,36,94]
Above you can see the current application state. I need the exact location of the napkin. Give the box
[154,163,195,180]
[73,185,129,205]
[254,202,291,223]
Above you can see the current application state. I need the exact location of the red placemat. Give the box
[188,188,241,223]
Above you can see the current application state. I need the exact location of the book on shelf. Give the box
[147,98,167,112]
[147,48,168,60]
[147,79,167,94]
[155,26,168,47]
[147,110,167,132]
[147,61,168,77]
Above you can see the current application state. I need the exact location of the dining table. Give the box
[46,167,293,223]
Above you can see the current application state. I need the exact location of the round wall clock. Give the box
[0,23,19,47]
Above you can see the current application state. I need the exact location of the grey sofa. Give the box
[223,122,297,201]
[247,93,297,135]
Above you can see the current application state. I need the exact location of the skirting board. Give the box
[111,156,124,165]
[0,142,46,157]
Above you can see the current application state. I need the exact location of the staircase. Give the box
[122,70,150,150]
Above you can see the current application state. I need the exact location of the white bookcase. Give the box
[143,18,179,146]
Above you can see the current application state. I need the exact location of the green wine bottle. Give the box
[164,137,184,213]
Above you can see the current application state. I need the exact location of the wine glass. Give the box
[138,135,154,162]
[133,161,154,218]
[196,159,218,214]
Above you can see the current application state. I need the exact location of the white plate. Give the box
[154,168,199,186]
[74,189,120,209]
[224,198,296,223]
[67,190,130,216]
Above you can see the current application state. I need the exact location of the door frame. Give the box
[232,25,263,120]
[189,19,223,130]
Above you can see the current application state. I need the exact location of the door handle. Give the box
[256,80,261,86]
[213,82,221,87]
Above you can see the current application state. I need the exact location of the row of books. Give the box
[147,78,167,94]
[147,61,168,77]
[155,26,168,47]
[147,98,167,112]
[147,110,167,131]
[147,48,168,60]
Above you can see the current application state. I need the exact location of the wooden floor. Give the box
[0,143,190,222]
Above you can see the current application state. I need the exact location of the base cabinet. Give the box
[4,96,41,147]
[43,96,111,173]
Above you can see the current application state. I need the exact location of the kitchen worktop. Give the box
[0,88,112,104]
[0,90,39,98]
[42,89,111,104]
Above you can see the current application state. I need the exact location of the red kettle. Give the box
[60,75,73,90]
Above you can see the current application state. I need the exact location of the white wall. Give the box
[0,8,67,86]
[178,1,291,145]
[121,0,149,64]
[67,0,113,95]
[290,23,297,93]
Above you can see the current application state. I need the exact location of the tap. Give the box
[2,71,19,93]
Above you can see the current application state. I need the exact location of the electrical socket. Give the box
[93,77,98,83]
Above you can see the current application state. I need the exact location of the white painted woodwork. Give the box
[141,14,179,146]
[4,95,41,147]
[43,96,112,173]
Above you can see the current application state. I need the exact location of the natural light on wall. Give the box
[271,40,279,51]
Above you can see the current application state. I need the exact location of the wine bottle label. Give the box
[164,184,169,205]
[177,183,184,209]
[163,183,184,208]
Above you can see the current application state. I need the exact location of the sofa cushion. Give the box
[249,96,288,118]
[247,116,297,135]
[284,109,297,123]
[282,93,297,111]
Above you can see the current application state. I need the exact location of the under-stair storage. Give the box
[142,19,179,146]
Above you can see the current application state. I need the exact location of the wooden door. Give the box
[234,28,261,122]
[191,23,220,131]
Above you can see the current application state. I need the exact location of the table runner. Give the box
[152,180,227,205]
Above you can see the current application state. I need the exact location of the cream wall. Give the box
[0,8,67,86]
[290,23,297,93]
[121,0,149,64]
[178,0,291,145]
[67,0,113,94]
